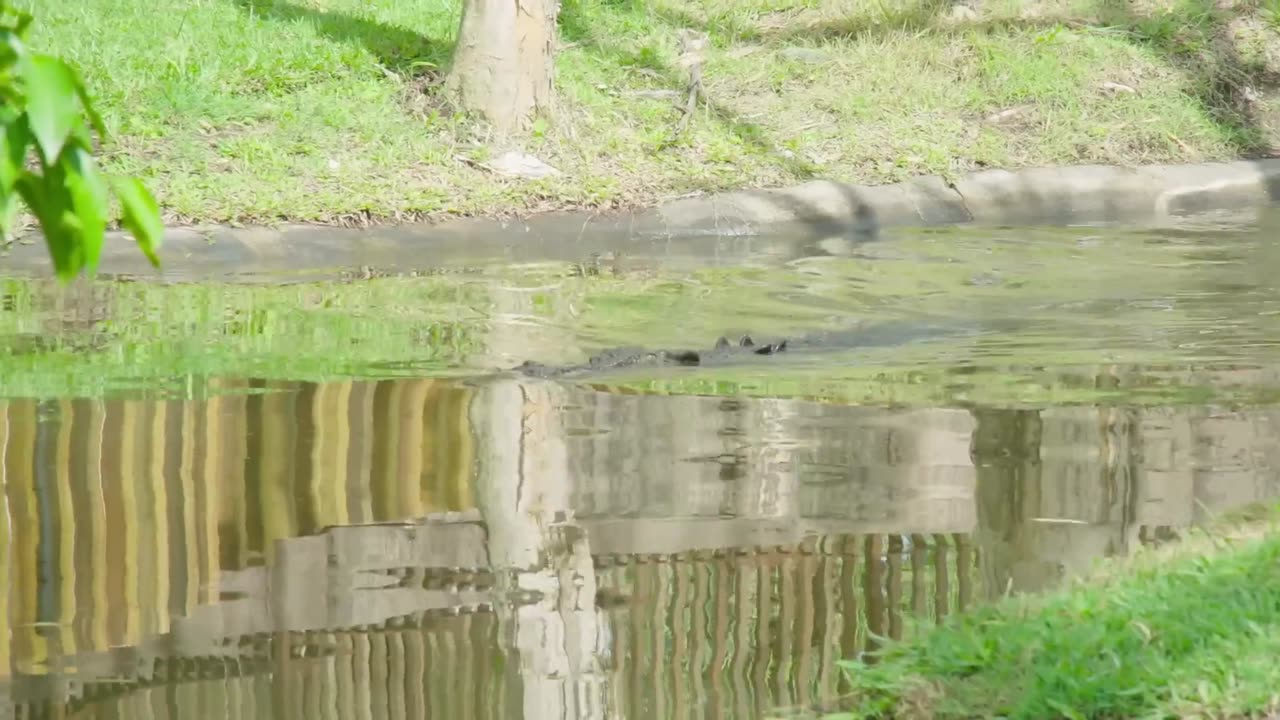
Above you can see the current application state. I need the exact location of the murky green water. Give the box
[4,209,1280,718]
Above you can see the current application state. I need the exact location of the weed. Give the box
[1263,0,1280,30]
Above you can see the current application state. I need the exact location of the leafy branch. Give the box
[1,1,162,280]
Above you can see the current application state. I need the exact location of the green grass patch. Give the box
[12,0,1280,226]
[832,502,1280,720]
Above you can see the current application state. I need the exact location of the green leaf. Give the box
[65,143,109,275]
[21,53,80,163]
[0,28,26,69]
[0,191,20,240]
[4,7,34,36]
[17,169,82,281]
[111,176,163,268]
[0,115,27,193]
[0,5,32,61]
[71,74,107,139]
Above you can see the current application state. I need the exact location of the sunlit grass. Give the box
[12,0,1279,226]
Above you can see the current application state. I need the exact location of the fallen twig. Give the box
[673,29,710,137]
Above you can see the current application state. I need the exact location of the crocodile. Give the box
[514,320,972,379]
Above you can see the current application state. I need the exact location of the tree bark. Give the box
[448,0,558,134]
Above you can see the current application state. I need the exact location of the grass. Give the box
[12,0,1280,226]
[831,501,1280,720]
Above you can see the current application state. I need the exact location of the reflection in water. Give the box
[3,376,1280,718]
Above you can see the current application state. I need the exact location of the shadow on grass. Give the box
[558,0,1278,247]
[228,0,452,75]
[1090,0,1278,157]
[753,0,1277,158]
[559,0,820,182]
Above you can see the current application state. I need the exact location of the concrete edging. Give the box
[653,159,1280,236]
[3,159,1278,276]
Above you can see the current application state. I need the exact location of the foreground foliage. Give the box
[837,504,1280,720]
[0,1,161,279]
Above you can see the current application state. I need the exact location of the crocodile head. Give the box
[515,334,788,379]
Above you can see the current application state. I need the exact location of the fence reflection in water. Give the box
[4,374,1279,718]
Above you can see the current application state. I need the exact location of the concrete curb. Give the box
[654,159,1280,235]
[3,159,1278,277]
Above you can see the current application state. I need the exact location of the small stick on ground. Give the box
[674,29,710,137]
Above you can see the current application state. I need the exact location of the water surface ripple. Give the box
[2,209,1279,718]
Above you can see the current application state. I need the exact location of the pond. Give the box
[3,208,1280,718]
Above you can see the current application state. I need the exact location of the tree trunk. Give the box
[448,0,558,134]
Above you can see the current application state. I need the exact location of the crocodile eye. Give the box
[715,336,731,350]
[739,335,754,348]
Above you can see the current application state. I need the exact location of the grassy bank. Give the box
[16,0,1280,226]
[834,502,1280,720]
